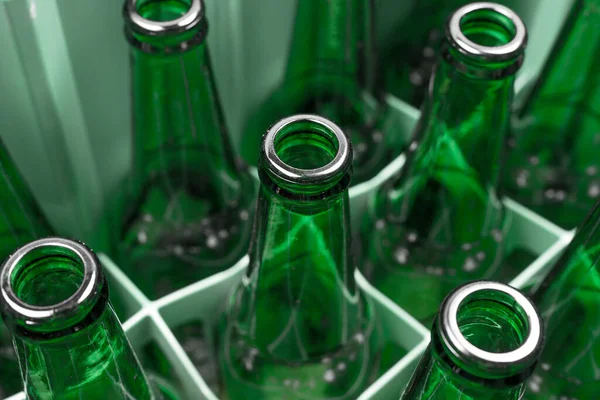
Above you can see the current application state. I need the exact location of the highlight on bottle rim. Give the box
[447,2,527,60]
[438,280,543,375]
[0,237,104,332]
[262,114,352,185]
[125,0,204,35]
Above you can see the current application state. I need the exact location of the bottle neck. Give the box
[236,169,359,362]
[0,140,53,257]
[0,238,158,400]
[127,21,247,210]
[379,48,517,245]
[14,292,157,400]
[285,0,374,92]
[402,342,525,399]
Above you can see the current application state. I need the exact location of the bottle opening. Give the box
[261,114,352,192]
[457,288,528,353]
[447,2,527,61]
[136,0,192,22]
[0,238,104,334]
[125,0,203,37]
[459,7,516,47]
[11,246,84,307]
[438,281,542,379]
[273,120,340,170]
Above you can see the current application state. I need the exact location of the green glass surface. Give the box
[401,283,537,399]
[0,241,172,400]
[360,5,525,326]
[241,0,395,184]
[118,0,255,299]
[0,139,54,397]
[218,116,381,399]
[504,0,600,229]
[381,0,523,108]
[526,199,600,398]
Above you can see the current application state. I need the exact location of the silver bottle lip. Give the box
[0,237,103,331]
[125,0,203,35]
[447,2,527,61]
[439,281,542,374]
[262,114,352,185]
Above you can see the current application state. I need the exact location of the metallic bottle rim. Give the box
[438,281,543,376]
[125,0,203,36]
[447,2,527,61]
[262,114,352,185]
[0,237,104,333]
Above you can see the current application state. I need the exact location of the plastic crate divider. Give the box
[100,254,151,320]
[510,230,574,290]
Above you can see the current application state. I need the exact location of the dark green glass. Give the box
[218,115,380,399]
[525,199,600,398]
[504,0,600,229]
[0,238,177,400]
[0,138,54,397]
[381,0,522,107]
[119,0,255,299]
[360,3,528,326]
[241,0,393,184]
[402,281,543,399]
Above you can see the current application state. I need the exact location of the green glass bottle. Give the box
[381,0,521,107]
[504,0,600,229]
[0,237,178,399]
[120,0,255,299]
[360,2,528,326]
[218,115,380,399]
[401,280,544,399]
[524,199,600,398]
[241,0,392,184]
[0,138,54,397]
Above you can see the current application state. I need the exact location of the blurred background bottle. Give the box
[118,0,255,300]
[359,2,528,326]
[401,281,543,399]
[504,0,600,229]
[0,238,178,399]
[219,115,380,399]
[526,199,600,398]
[241,0,394,184]
[0,138,54,398]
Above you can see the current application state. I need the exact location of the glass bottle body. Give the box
[504,0,600,228]
[0,138,54,397]
[119,0,255,299]
[219,115,380,399]
[361,3,526,326]
[525,200,600,398]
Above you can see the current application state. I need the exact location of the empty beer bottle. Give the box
[0,138,54,397]
[360,2,528,326]
[218,115,380,399]
[401,280,544,399]
[504,0,600,229]
[525,199,600,398]
[241,0,392,184]
[120,0,255,299]
[0,237,178,399]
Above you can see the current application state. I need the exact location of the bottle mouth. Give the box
[0,238,105,337]
[125,0,203,36]
[437,281,543,382]
[447,2,527,62]
[261,114,352,195]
